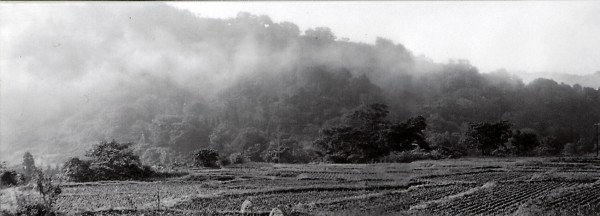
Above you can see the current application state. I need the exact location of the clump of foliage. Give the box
[228,152,248,164]
[509,129,540,156]
[562,142,579,156]
[535,136,565,156]
[465,122,545,156]
[314,103,431,163]
[22,152,36,182]
[193,148,220,168]
[219,155,232,166]
[1,161,21,188]
[85,141,150,180]
[234,128,269,162]
[262,135,311,163]
[13,169,62,215]
[2,158,27,188]
[467,121,512,156]
[1,170,23,188]
[426,132,467,158]
[560,138,592,156]
[62,140,153,182]
[62,157,92,182]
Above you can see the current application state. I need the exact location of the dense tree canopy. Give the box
[314,104,430,163]
[63,141,151,181]
[509,129,541,156]
[467,121,512,156]
[3,6,599,164]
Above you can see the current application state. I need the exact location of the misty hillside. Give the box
[1,4,599,165]
[520,71,600,89]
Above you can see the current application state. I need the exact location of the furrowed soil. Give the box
[3,157,600,215]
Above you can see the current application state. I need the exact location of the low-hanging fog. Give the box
[1,3,599,165]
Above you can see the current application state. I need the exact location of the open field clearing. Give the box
[45,157,600,215]
[3,157,600,215]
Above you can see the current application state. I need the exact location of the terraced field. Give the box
[420,170,534,183]
[314,182,477,213]
[4,157,600,215]
[413,180,592,215]
[514,181,600,215]
[174,189,389,212]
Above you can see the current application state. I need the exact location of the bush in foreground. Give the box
[1,169,62,215]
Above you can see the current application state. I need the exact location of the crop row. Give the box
[297,172,388,181]
[55,192,160,213]
[171,180,418,212]
[527,182,600,212]
[172,189,379,212]
[300,171,378,175]
[60,182,218,197]
[55,179,410,213]
[221,179,343,190]
[421,180,584,215]
[315,183,476,213]
[56,182,231,213]
[515,163,600,170]
[422,171,532,183]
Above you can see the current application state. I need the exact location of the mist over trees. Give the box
[1,4,600,164]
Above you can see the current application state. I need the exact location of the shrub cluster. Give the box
[63,141,153,182]
[1,169,62,215]
[192,148,221,168]
[1,171,24,188]
[229,152,248,164]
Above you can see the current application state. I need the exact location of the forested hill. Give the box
[520,71,600,88]
[2,4,599,165]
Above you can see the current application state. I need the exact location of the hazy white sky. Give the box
[170,1,600,75]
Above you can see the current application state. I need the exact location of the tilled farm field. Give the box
[6,157,600,215]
